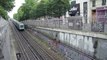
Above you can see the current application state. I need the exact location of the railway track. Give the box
[10,21,43,60]
[28,28,96,60]
[10,21,63,60]
[11,22,40,60]
[20,30,64,60]
[26,29,64,59]
[9,21,29,60]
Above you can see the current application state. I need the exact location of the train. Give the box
[10,19,25,31]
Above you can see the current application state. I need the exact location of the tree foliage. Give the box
[0,0,15,19]
[47,0,70,17]
[0,0,15,11]
[0,6,8,19]
[14,0,70,21]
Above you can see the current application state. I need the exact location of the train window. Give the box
[20,25,24,28]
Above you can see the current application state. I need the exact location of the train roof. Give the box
[11,18,24,25]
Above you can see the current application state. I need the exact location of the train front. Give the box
[19,23,25,31]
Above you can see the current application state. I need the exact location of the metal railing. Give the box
[23,16,107,34]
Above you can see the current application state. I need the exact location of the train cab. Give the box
[19,24,25,31]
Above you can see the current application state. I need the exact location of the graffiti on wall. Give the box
[59,32,94,53]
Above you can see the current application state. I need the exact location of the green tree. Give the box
[14,0,70,21]
[47,0,70,17]
[0,0,15,11]
[0,6,8,19]
[0,0,15,19]
[34,0,47,18]
[13,13,18,20]
[14,0,38,21]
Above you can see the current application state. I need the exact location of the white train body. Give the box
[11,19,25,31]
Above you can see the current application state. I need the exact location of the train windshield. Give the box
[20,25,24,28]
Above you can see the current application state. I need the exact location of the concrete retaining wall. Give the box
[35,27,107,60]
[0,17,17,60]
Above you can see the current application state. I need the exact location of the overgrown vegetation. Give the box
[13,0,70,21]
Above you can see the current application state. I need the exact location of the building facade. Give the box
[91,0,107,23]
[68,0,91,23]
[68,0,107,24]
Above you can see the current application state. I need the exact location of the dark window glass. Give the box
[102,0,106,5]
[83,2,88,23]
[106,11,107,20]
[92,0,96,7]
[20,25,24,28]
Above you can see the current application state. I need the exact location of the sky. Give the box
[8,0,25,18]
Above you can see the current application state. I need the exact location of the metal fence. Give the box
[91,22,104,32]
[23,16,107,33]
